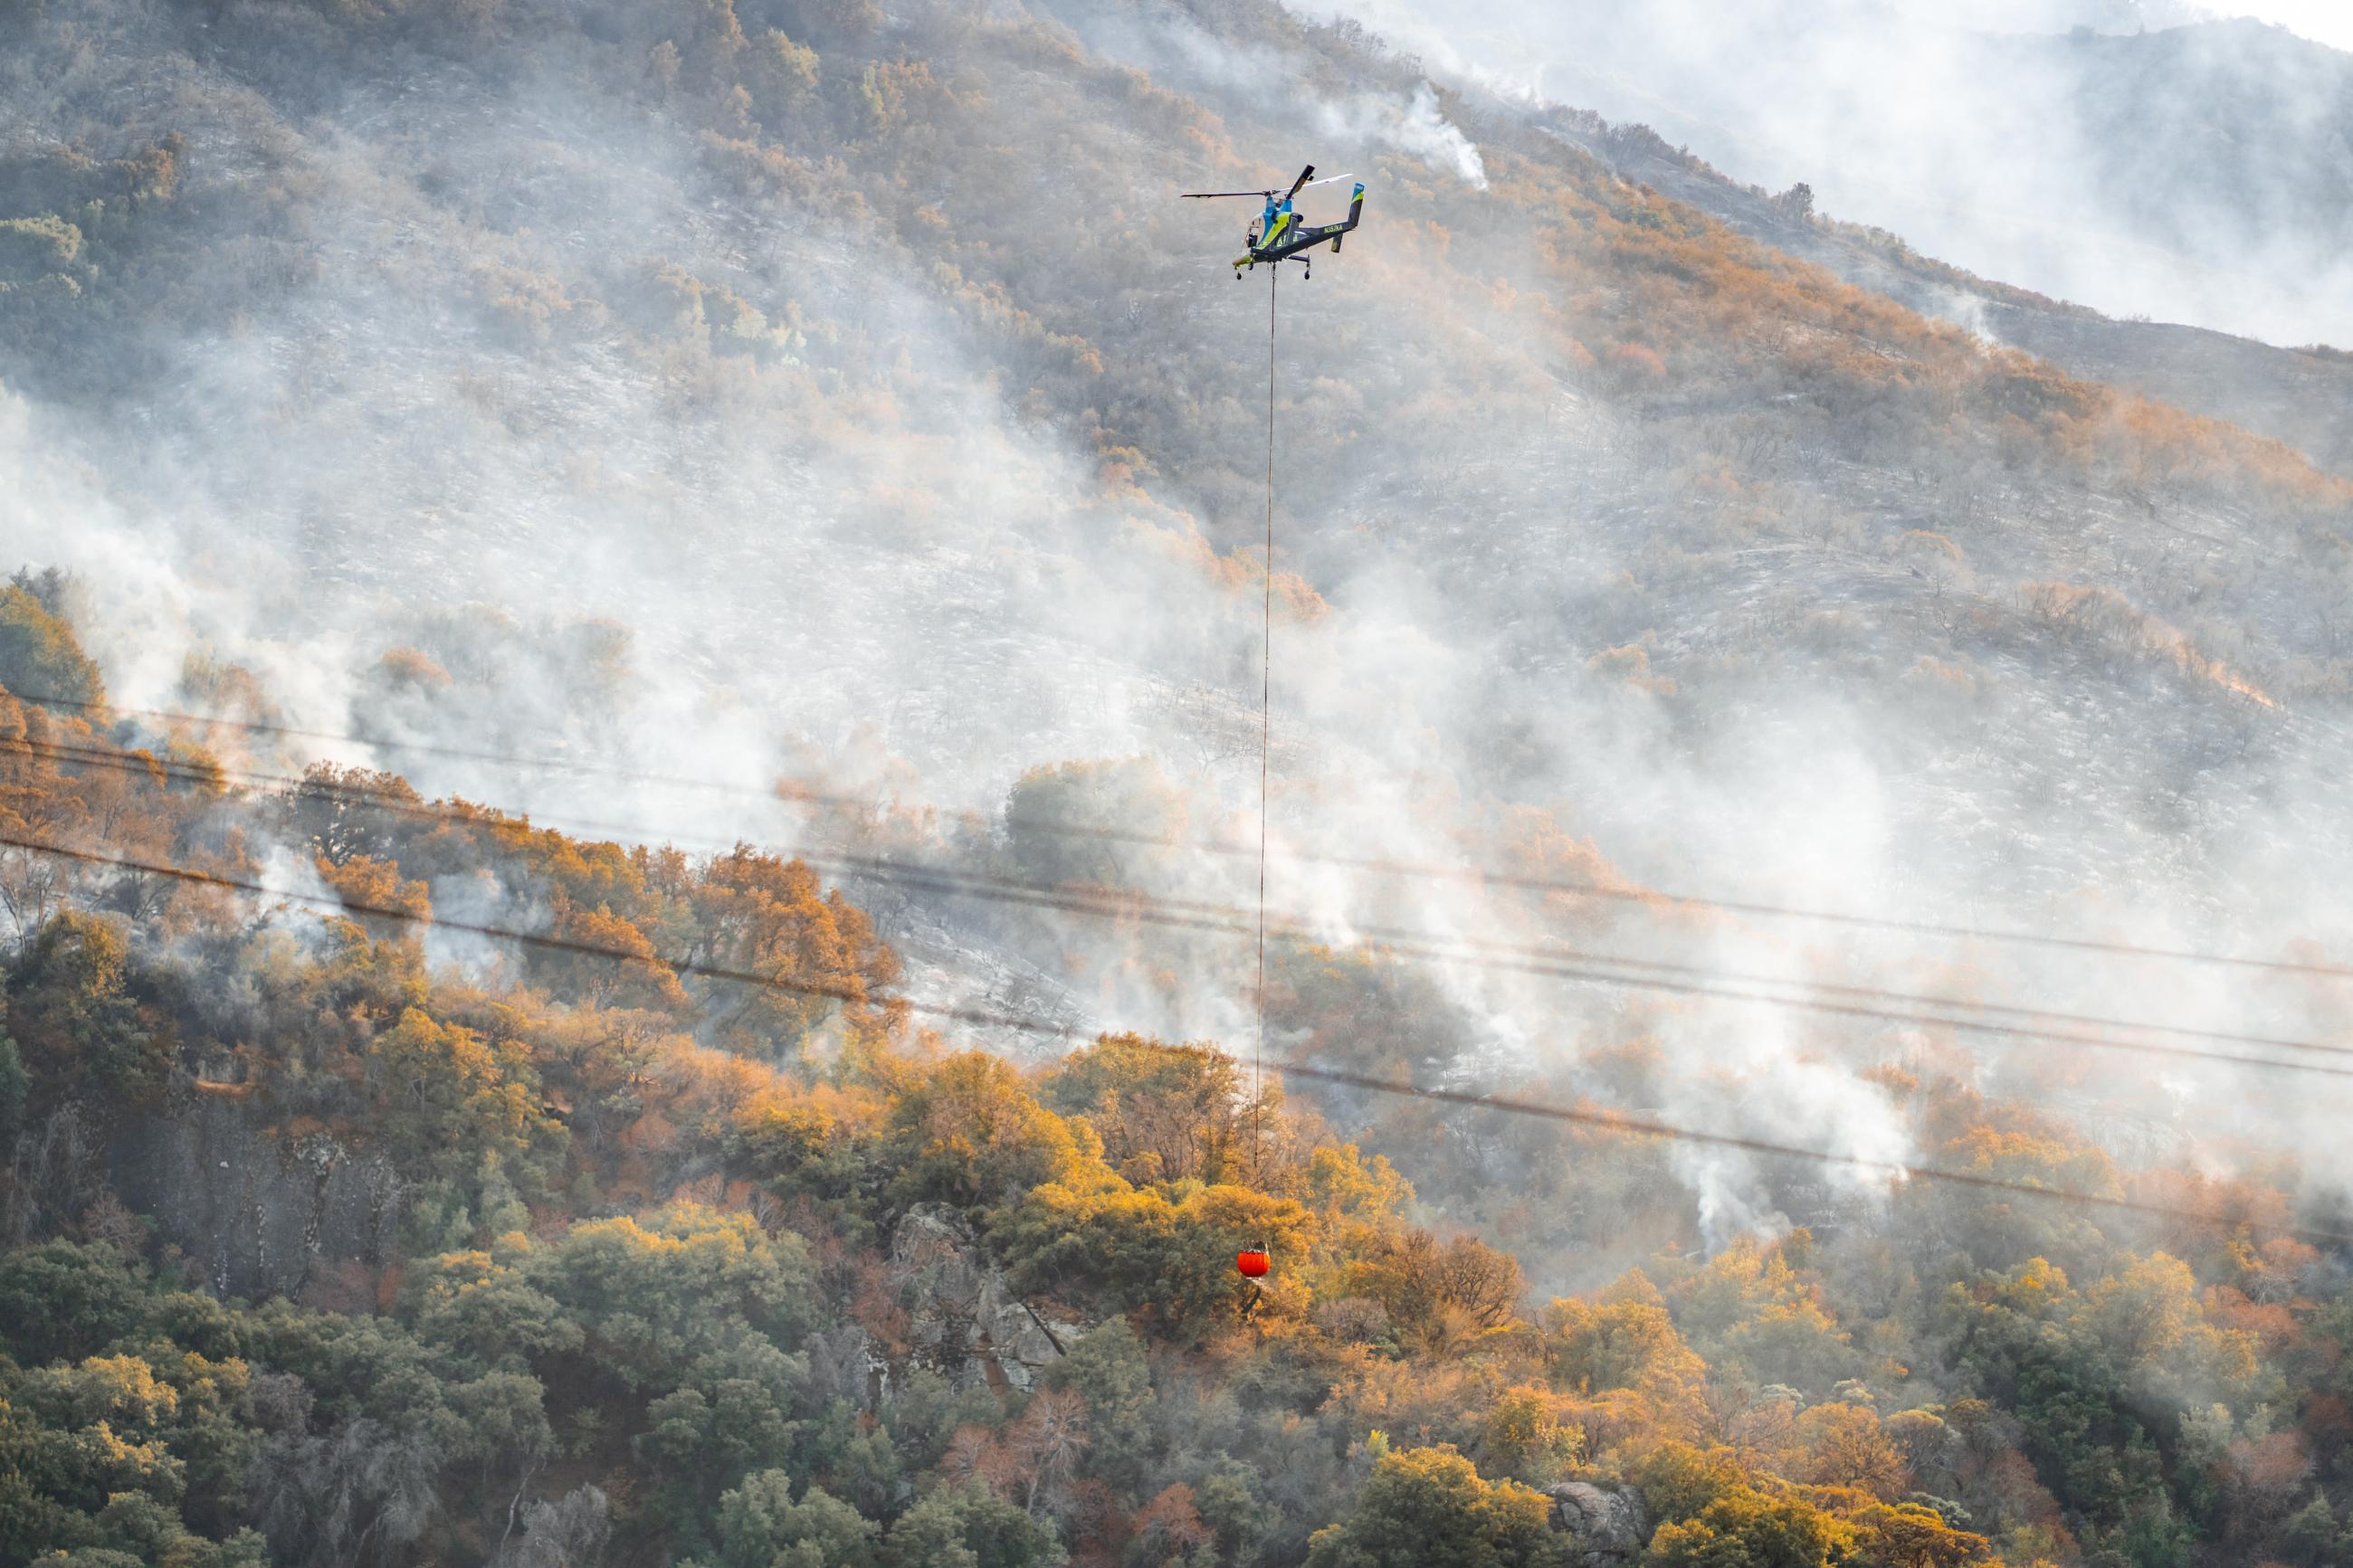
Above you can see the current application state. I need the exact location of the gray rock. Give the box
[886,1203,1085,1395]
[1547,1482,1650,1565]
[104,1097,402,1300]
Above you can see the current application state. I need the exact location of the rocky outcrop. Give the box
[106,1096,403,1300]
[883,1204,1084,1397]
[1548,1482,1650,1566]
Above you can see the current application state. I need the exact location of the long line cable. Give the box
[13,829,2353,1249]
[1254,261,1278,1182]
[19,730,2353,1079]
[33,690,2353,983]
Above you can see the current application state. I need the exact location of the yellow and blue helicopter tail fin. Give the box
[1332,183,1365,252]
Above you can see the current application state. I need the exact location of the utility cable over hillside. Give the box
[35,689,2353,984]
[18,730,2353,1080]
[9,830,2352,1250]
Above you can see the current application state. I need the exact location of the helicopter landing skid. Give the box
[1232,255,1313,280]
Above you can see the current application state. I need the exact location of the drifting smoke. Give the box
[1318,82,1489,188]
[1058,7,1489,189]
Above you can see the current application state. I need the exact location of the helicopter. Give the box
[1183,164,1366,280]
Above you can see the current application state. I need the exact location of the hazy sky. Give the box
[2235,5,2353,52]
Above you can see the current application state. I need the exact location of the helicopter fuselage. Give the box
[1236,182,1367,275]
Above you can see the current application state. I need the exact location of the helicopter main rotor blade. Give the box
[1181,189,1278,199]
[1299,173,1355,189]
[1283,164,1316,201]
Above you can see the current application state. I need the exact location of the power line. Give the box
[24,732,2353,1078]
[20,729,2353,1080]
[10,829,2351,1250]
[28,690,2353,984]
[810,832,2353,1078]
[1280,1060,2353,1246]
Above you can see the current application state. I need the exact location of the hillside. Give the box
[5,0,2353,1565]
[0,607,2347,1568]
[1529,108,2353,480]
[1350,4,2353,347]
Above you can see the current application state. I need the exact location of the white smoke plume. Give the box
[1319,83,1489,188]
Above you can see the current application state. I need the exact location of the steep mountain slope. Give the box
[8,1,2353,1565]
[1529,109,2353,479]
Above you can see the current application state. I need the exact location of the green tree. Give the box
[1546,1296,1709,1401]
[0,1240,143,1367]
[1041,1319,1154,1492]
[0,1030,25,1140]
[1845,1500,1989,1568]
[1303,1445,1568,1568]
[1300,1142,1415,1229]
[2276,1493,2342,1567]
[1624,1443,1747,1525]
[819,1410,904,1519]
[882,1481,1065,1568]
[714,1471,880,1568]
[638,1356,804,1512]
[524,1205,820,1383]
[10,912,169,1100]
[404,1245,584,1373]
[1479,1387,1581,1488]
[1190,1457,1269,1564]
[879,1370,1000,1476]
[367,1007,567,1189]
[0,1352,264,1565]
